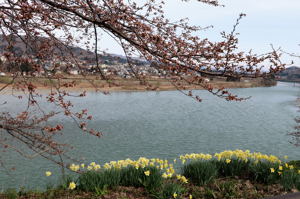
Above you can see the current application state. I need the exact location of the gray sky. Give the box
[97,0,300,66]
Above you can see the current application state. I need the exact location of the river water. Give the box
[0,82,299,190]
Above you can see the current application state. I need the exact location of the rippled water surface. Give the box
[0,82,299,190]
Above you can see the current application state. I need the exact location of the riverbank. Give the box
[0,75,275,92]
[0,179,295,199]
[1,150,300,199]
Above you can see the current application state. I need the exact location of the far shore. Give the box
[0,75,276,93]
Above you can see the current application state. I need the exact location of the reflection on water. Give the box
[0,82,299,190]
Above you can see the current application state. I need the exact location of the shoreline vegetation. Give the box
[1,150,300,199]
[0,75,276,92]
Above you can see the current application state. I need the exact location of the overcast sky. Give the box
[97,0,300,66]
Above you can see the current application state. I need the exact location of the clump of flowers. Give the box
[213,150,281,164]
[179,153,212,164]
[78,157,177,179]
[44,150,300,196]
[60,150,300,191]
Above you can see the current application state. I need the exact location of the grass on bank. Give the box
[1,150,300,199]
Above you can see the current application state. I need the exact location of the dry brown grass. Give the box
[0,76,271,92]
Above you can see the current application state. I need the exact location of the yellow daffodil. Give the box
[173,192,177,198]
[94,164,101,170]
[279,166,283,171]
[45,171,52,176]
[289,165,294,170]
[103,163,111,169]
[81,163,85,168]
[189,194,193,199]
[176,175,188,183]
[270,168,275,173]
[225,159,231,164]
[144,170,150,176]
[69,164,80,172]
[162,173,168,178]
[68,182,76,190]
[285,163,289,168]
[181,176,188,183]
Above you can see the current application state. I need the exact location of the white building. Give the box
[69,70,79,75]
[0,55,7,62]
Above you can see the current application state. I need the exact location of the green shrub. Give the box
[182,161,217,185]
[78,166,162,194]
[120,166,163,193]
[288,160,300,170]
[156,183,185,199]
[214,159,250,178]
[280,170,300,191]
[248,162,280,184]
[78,169,121,192]
[119,166,142,187]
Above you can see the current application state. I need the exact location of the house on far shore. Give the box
[0,55,7,62]
[69,70,79,75]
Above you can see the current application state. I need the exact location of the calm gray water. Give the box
[0,82,299,190]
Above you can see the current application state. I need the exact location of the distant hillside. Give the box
[277,66,300,82]
[0,35,145,65]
